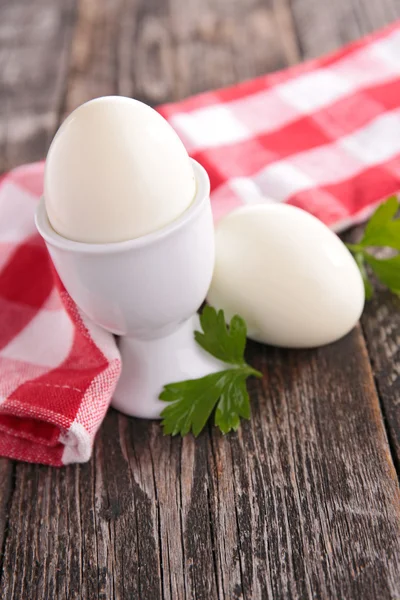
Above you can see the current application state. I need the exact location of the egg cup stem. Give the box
[112,314,224,419]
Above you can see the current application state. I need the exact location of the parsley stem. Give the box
[241,365,263,379]
[346,243,364,254]
[250,368,263,379]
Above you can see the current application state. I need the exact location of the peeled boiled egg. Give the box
[207,204,365,348]
[44,96,196,243]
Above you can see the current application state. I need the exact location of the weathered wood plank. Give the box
[230,332,400,599]
[1,331,400,599]
[64,0,296,113]
[345,225,400,473]
[1,0,400,598]
[290,0,400,59]
[0,0,77,172]
[0,459,13,558]
[361,290,400,468]
[63,0,125,114]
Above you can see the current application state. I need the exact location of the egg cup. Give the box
[35,159,221,418]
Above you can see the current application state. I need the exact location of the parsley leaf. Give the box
[346,196,400,297]
[160,307,262,437]
[360,196,400,250]
[215,373,250,434]
[194,306,247,364]
[363,254,400,295]
[160,372,229,437]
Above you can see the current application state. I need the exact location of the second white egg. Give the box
[207,204,365,348]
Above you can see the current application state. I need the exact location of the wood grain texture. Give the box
[64,0,299,113]
[345,225,400,474]
[1,333,400,599]
[0,460,13,557]
[361,290,400,469]
[290,0,400,59]
[0,0,77,172]
[1,0,400,597]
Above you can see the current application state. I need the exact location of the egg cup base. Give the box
[112,314,224,419]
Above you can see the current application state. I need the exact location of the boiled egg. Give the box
[44,96,196,243]
[207,204,365,348]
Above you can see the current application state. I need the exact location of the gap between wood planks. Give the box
[345,226,400,475]
[360,291,400,475]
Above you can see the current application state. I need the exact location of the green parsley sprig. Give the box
[346,195,400,299]
[160,306,262,437]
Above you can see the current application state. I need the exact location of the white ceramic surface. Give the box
[36,159,219,418]
[45,96,196,243]
[114,314,224,419]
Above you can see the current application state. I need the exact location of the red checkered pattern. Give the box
[159,21,400,229]
[0,164,121,465]
[1,22,400,465]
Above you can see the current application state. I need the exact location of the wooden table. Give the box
[1,0,400,598]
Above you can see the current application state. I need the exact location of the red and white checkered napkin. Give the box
[1,22,400,466]
[0,164,122,465]
[159,21,400,230]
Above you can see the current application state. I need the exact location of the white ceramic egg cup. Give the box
[35,160,222,418]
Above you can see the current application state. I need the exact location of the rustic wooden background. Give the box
[1,0,400,598]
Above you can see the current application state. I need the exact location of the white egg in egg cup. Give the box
[35,159,222,419]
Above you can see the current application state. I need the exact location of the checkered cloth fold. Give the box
[1,22,400,465]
